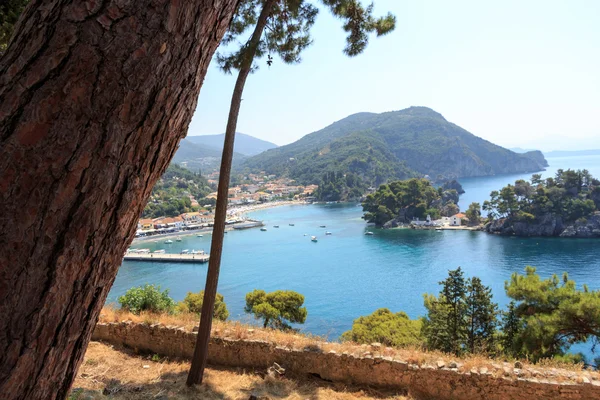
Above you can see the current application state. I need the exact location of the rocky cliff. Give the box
[486,213,600,238]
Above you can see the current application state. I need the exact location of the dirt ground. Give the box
[70,341,411,400]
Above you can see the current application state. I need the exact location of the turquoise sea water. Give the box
[110,155,600,358]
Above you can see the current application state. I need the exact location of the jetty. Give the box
[123,253,209,263]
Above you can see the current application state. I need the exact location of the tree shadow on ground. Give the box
[71,343,409,399]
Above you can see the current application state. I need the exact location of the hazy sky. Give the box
[187,0,600,151]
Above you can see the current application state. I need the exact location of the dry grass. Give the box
[98,307,599,381]
[71,341,410,399]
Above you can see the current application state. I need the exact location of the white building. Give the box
[450,213,466,226]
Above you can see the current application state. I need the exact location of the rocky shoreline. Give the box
[375,213,600,238]
[485,213,600,238]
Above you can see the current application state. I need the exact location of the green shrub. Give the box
[178,290,229,321]
[341,308,423,347]
[118,284,175,315]
[549,353,586,365]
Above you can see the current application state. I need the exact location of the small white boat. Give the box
[325,231,332,235]
[180,249,189,254]
[303,233,307,236]
[260,227,267,231]
[191,249,205,255]
[311,236,318,242]
[320,225,326,228]
[435,227,443,231]
[165,239,173,244]
[176,236,182,242]
[197,234,203,237]
[153,249,165,254]
[365,232,374,236]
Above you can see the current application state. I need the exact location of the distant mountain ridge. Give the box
[172,133,277,173]
[242,107,548,184]
[510,147,537,153]
[172,139,246,173]
[511,148,600,158]
[544,149,600,158]
[186,132,278,156]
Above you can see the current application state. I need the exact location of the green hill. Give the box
[242,107,548,184]
[173,139,246,173]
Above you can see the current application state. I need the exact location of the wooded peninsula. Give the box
[361,169,600,238]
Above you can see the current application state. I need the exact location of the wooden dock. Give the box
[123,253,209,263]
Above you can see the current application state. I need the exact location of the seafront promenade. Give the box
[123,253,209,263]
[132,200,307,243]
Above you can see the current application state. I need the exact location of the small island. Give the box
[361,178,465,228]
[484,169,600,237]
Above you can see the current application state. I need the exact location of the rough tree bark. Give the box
[187,0,277,385]
[0,0,239,398]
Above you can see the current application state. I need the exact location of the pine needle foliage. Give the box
[217,0,396,74]
[423,268,498,356]
[504,266,600,361]
[245,289,308,329]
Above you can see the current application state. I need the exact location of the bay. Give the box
[109,154,600,358]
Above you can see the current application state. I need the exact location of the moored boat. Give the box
[260,227,267,231]
[311,236,318,242]
[176,236,182,242]
[165,239,173,244]
[364,232,374,236]
[326,231,332,235]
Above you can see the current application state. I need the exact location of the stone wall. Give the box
[92,322,600,400]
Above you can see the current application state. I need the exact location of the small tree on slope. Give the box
[244,289,307,329]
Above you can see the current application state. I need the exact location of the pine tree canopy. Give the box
[505,266,600,360]
[217,0,396,73]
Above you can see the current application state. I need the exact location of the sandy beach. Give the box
[227,200,307,218]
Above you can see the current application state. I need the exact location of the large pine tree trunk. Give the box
[0,1,238,398]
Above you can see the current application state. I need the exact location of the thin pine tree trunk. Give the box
[187,0,277,386]
[0,1,238,398]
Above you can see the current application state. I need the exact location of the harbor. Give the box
[123,252,209,263]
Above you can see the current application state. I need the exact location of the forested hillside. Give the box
[242,107,548,184]
[142,164,214,218]
[172,139,246,173]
